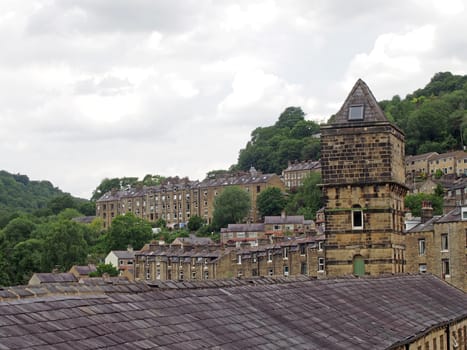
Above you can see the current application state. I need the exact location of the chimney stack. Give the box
[421,201,433,223]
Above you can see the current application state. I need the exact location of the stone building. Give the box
[405,152,438,177]
[96,168,284,228]
[282,159,321,189]
[134,235,326,281]
[220,223,265,246]
[320,79,407,276]
[444,177,467,213]
[429,150,467,176]
[405,203,467,292]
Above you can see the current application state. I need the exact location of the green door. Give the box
[353,255,365,276]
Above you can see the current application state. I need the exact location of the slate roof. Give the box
[97,170,280,203]
[71,264,97,275]
[225,223,265,232]
[264,215,308,225]
[330,79,390,125]
[405,152,438,163]
[1,274,465,349]
[28,272,77,284]
[171,234,214,246]
[405,215,441,233]
[110,250,135,260]
[284,160,321,172]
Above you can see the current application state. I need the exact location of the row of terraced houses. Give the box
[97,79,467,294]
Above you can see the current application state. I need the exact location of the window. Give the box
[442,259,450,277]
[300,244,306,255]
[300,263,307,275]
[348,104,364,120]
[283,266,289,276]
[352,206,363,230]
[283,248,288,259]
[204,271,209,280]
[419,264,427,273]
[318,241,324,251]
[441,234,448,251]
[267,250,272,262]
[256,186,261,193]
[318,257,325,272]
[462,207,467,220]
[252,269,258,276]
[268,268,273,276]
[237,255,242,265]
[179,271,184,281]
[192,272,196,279]
[418,239,426,256]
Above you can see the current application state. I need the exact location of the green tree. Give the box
[404,193,443,217]
[286,173,323,220]
[257,187,286,218]
[33,219,89,272]
[57,208,82,220]
[1,216,36,245]
[155,218,166,228]
[106,213,152,251]
[89,263,119,277]
[275,106,305,129]
[212,187,251,230]
[141,174,166,186]
[91,178,121,201]
[10,238,44,285]
[77,201,96,216]
[47,194,77,214]
[187,215,205,232]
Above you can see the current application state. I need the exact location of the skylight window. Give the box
[348,104,364,120]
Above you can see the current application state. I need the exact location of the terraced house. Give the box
[96,167,284,228]
[134,235,325,281]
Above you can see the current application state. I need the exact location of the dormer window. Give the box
[348,104,364,120]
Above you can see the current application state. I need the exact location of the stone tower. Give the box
[320,79,407,276]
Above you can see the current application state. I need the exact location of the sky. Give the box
[1,0,467,199]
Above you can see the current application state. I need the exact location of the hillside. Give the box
[0,170,66,212]
[232,72,467,176]
[380,72,467,155]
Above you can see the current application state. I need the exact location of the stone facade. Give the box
[320,79,408,276]
[282,159,321,189]
[405,205,467,292]
[429,150,467,176]
[96,168,285,229]
[405,152,438,177]
[134,235,325,281]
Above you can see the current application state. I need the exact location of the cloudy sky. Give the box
[1,0,466,199]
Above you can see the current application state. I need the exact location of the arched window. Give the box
[352,205,363,230]
[353,255,365,276]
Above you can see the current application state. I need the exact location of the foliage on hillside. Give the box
[0,170,63,212]
[380,72,467,155]
[0,170,95,228]
[234,107,321,174]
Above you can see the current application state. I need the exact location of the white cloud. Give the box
[1,1,467,198]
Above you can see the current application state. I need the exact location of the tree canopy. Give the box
[379,72,467,155]
[105,213,153,251]
[286,173,323,220]
[212,187,251,230]
[236,107,321,174]
[257,187,287,218]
